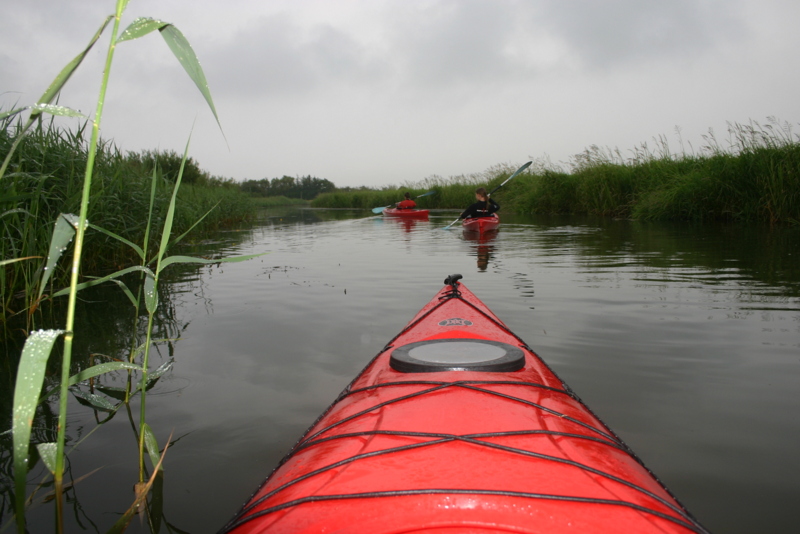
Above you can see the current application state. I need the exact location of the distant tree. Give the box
[240,178,271,196]
[240,175,336,199]
[126,149,209,185]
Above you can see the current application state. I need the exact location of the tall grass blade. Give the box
[12,329,65,530]
[33,17,114,115]
[37,214,79,302]
[0,257,40,268]
[167,201,220,250]
[0,107,26,121]
[87,222,145,260]
[0,16,113,180]
[157,253,265,273]
[51,265,155,298]
[159,25,223,132]
[116,18,223,134]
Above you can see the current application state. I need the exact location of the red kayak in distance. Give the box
[221,275,706,534]
[462,213,499,233]
[383,207,430,218]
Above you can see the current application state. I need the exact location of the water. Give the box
[4,207,800,533]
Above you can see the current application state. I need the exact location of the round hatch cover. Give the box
[390,338,525,373]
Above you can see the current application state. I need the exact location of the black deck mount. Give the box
[444,274,463,287]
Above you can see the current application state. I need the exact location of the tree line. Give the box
[240,175,336,199]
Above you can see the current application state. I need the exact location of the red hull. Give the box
[383,207,430,218]
[462,213,499,233]
[223,277,704,534]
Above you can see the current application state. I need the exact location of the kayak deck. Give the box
[222,275,705,534]
[462,213,499,233]
[383,207,430,218]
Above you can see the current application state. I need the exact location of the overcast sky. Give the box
[2,0,799,187]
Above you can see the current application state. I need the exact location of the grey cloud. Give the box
[203,14,387,98]
[535,0,745,69]
[394,0,518,85]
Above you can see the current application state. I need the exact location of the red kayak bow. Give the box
[222,275,706,534]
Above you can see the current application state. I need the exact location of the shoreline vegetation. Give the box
[3,4,267,532]
[5,117,799,328]
[312,118,800,226]
[1,117,258,327]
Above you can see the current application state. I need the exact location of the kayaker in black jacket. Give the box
[459,187,499,220]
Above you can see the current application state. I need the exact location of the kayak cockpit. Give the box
[389,338,525,373]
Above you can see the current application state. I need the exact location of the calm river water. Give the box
[5,207,800,533]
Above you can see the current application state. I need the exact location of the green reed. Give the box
[5,2,262,532]
[312,120,800,225]
[517,119,800,224]
[311,166,515,211]
[0,117,256,327]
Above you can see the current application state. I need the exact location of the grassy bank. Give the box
[313,120,800,225]
[1,117,257,323]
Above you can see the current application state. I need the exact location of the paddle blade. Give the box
[513,160,533,177]
[442,217,460,230]
[372,206,387,214]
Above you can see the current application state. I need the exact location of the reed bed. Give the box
[0,117,256,325]
[5,4,263,532]
[311,164,522,211]
[313,120,800,225]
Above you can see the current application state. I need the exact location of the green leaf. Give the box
[13,329,64,521]
[158,253,267,273]
[0,256,40,268]
[52,265,154,298]
[88,222,145,260]
[29,103,87,119]
[148,359,174,382]
[167,201,220,251]
[70,362,143,386]
[34,16,113,112]
[94,385,129,401]
[159,24,223,133]
[36,442,58,474]
[144,270,158,314]
[117,17,167,43]
[0,17,112,182]
[142,423,162,471]
[70,388,117,412]
[0,106,26,121]
[144,359,174,391]
[40,361,142,403]
[100,277,139,308]
[38,214,79,301]
[1,207,32,219]
[156,138,191,268]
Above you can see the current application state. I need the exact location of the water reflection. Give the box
[1,207,798,533]
[383,216,423,233]
[462,229,497,271]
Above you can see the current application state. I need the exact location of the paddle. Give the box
[442,161,532,230]
[372,191,437,214]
